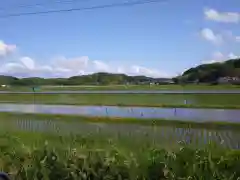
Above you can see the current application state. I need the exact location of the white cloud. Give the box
[204,8,240,23]
[0,40,16,57]
[130,66,156,77]
[0,55,171,78]
[54,56,89,71]
[127,65,170,78]
[116,67,125,74]
[236,36,240,42]
[228,53,240,59]
[202,60,218,64]
[0,39,172,78]
[20,57,35,70]
[203,51,239,64]
[38,65,53,72]
[212,51,224,60]
[200,28,223,45]
[92,60,109,72]
[1,63,25,72]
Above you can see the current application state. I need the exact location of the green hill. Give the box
[0,75,19,85]
[0,72,172,86]
[177,58,240,83]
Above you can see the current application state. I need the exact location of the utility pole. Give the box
[32,86,35,111]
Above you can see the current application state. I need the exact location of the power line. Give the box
[0,0,90,12]
[0,0,166,18]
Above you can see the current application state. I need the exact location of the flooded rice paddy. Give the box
[0,103,239,122]
[1,118,240,149]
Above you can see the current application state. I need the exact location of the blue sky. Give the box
[0,0,239,78]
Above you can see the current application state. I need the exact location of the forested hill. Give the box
[0,73,171,86]
[177,58,240,83]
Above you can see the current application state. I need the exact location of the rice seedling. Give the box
[0,114,239,149]
[0,132,240,180]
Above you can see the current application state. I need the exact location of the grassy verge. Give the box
[1,93,240,109]
[1,84,240,91]
[43,84,240,90]
[0,131,239,179]
[1,112,240,130]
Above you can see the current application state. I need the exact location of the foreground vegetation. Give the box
[0,131,240,180]
[0,111,240,179]
[1,93,240,109]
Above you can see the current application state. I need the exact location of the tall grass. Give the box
[0,132,240,179]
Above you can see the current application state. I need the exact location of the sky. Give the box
[0,0,239,78]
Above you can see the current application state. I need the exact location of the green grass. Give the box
[0,84,240,91]
[1,112,240,130]
[0,131,240,179]
[41,84,240,91]
[0,111,240,179]
[0,113,195,151]
[0,93,240,109]
[1,112,240,149]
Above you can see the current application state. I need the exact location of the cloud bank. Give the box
[0,40,171,78]
[202,51,240,64]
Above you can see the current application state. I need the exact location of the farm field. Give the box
[1,112,240,129]
[0,115,240,179]
[0,93,240,109]
[1,0,239,178]
[0,85,240,179]
[1,112,240,148]
[0,84,240,91]
[0,90,240,179]
[39,84,240,91]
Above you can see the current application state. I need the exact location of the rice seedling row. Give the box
[1,118,240,149]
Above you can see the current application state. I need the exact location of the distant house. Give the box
[135,78,174,85]
[1,85,7,88]
[154,79,174,85]
[218,77,240,84]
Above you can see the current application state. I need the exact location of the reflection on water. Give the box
[0,103,239,122]
[3,119,240,149]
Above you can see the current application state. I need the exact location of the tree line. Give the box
[1,58,239,86]
[0,72,171,86]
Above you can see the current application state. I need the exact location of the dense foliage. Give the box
[178,58,240,83]
[0,73,171,86]
[0,134,240,180]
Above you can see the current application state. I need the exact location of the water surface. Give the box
[0,103,239,122]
